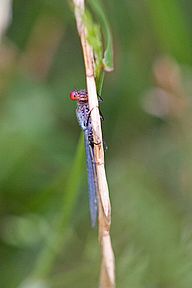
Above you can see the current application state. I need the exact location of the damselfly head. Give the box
[70,89,88,102]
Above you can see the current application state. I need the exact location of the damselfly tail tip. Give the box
[91,218,97,228]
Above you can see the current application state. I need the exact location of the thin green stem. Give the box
[27,134,85,280]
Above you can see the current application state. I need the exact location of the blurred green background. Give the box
[1,0,192,287]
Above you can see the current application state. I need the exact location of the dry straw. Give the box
[73,0,115,287]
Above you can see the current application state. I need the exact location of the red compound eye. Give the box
[70,90,78,101]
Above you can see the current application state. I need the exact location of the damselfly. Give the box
[70,89,98,227]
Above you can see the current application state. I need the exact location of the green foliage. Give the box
[84,9,103,85]
[88,0,113,72]
[1,0,192,287]
[84,0,113,94]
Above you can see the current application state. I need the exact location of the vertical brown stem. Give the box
[73,1,115,287]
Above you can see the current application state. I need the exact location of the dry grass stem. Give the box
[0,0,12,42]
[73,0,115,287]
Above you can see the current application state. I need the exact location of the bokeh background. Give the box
[1,0,192,287]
